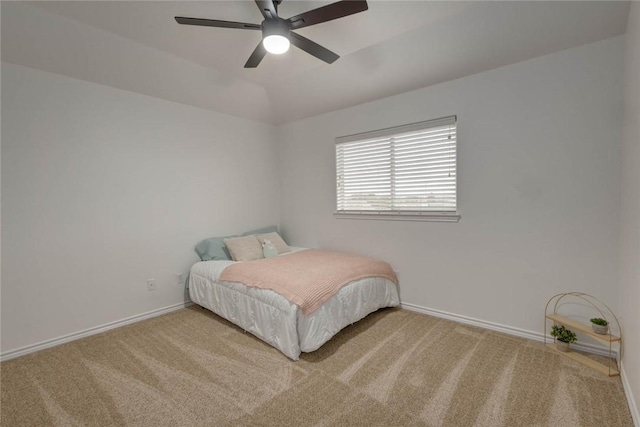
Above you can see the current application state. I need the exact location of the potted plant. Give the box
[590,317,609,335]
[550,325,577,352]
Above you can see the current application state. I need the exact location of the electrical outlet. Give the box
[177,273,184,284]
[147,279,156,291]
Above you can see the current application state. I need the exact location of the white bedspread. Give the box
[188,248,400,360]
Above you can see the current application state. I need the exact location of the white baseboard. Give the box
[621,362,640,427]
[400,302,615,358]
[0,301,193,362]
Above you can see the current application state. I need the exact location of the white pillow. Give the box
[224,235,264,261]
[257,232,291,255]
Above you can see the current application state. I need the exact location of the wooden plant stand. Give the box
[544,292,622,376]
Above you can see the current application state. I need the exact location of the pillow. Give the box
[195,236,236,261]
[242,225,278,236]
[224,235,264,262]
[256,232,291,255]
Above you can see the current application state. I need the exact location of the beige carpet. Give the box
[1,306,633,426]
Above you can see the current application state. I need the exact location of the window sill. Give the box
[333,212,461,223]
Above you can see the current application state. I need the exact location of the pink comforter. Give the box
[218,249,398,315]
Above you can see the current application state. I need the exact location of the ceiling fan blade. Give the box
[245,42,268,68]
[175,17,261,30]
[287,0,368,30]
[289,32,339,64]
[254,0,278,20]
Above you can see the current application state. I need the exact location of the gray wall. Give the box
[619,2,640,421]
[1,63,280,353]
[277,36,624,340]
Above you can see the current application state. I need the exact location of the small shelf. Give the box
[545,314,620,343]
[544,292,622,377]
[545,344,619,376]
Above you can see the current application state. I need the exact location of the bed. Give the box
[188,247,400,360]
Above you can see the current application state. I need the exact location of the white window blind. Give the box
[336,116,457,216]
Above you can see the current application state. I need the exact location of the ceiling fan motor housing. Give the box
[262,18,290,40]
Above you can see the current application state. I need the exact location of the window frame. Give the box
[334,116,460,222]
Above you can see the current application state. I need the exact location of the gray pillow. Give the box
[242,225,278,236]
[194,236,236,261]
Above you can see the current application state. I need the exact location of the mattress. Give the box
[188,248,400,360]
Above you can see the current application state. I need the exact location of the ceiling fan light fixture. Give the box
[262,19,290,55]
[263,34,290,54]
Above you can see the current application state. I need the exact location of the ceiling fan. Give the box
[175,0,368,68]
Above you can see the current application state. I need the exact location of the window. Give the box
[335,116,459,221]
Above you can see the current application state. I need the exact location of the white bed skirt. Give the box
[189,263,399,360]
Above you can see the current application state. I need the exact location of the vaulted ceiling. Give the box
[1,1,630,124]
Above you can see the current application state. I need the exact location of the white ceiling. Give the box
[1,1,630,124]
